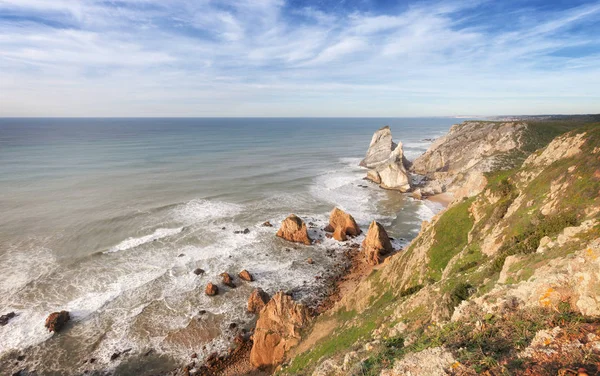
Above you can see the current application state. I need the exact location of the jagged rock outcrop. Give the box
[276,214,312,245]
[247,288,270,314]
[362,221,393,265]
[324,208,361,241]
[45,311,70,333]
[361,126,412,192]
[250,292,311,368]
[411,121,527,198]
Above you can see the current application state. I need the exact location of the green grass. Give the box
[427,198,475,281]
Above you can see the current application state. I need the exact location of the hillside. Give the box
[277,119,600,375]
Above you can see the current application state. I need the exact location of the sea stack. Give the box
[361,126,412,192]
[362,221,393,265]
[276,214,312,245]
[324,208,361,241]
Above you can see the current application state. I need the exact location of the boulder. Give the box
[193,268,205,275]
[248,288,270,314]
[45,311,70,333]
[360,126,396,168]
[239,270,253,282]
[276,214,312,245]
[362,221,393,265]
[250,292,310,368]
[0,312,16,326]
[205,283,218,296]
[220,273,236,288]
[262,221,273,227]
[325,208,361,242]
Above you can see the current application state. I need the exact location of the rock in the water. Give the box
[262,221,273,227]
[276,214,312,245]
[360,126,397,168]
[193,268,205,275]
[412,188,423,200]
[238,270,253,282]
[362,221,393,265]
[45,311,70,333]
[205,283,218,296]
[250,292,310,368]
[247,288,270,314]
[375,141,411,192]
[0,312,16,326]
[326,208,361,242]
[307,258,314,264]
[220,273,236,288]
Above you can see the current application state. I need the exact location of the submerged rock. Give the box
[262,221,273,227]
[276,214,312,245]
[247,288,270,314]
[205,283,218,296]
[0,312,16,326]
[324,208,361,242]
[220,273,236,288]
[238,269,253,282]
[193,268,205,275]
[362,221,393,265]
[250,292,310,368]
[45,311,70,333]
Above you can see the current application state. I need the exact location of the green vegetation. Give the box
[427,197,475,281]
[360,305,600,375]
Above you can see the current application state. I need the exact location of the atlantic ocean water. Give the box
[0,118,457,375]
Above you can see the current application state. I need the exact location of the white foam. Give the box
[105,227,184,253]
[173,199,244,224]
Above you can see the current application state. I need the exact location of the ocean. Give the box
[0,118,457,375]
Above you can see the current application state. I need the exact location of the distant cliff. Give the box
[279,118,600,376]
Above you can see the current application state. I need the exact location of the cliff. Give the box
[278,119,600,375]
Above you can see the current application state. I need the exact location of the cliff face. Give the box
[411,121,528,199]
[279,121,600,376]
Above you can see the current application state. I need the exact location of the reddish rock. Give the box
[205,283,218,296]
[362,221,393,265]
[238,270,253,282]
[250,292,310,368]
[326,208,361,242]
[45,311,70,333]
[247,288,270,314]
[220,273,236,288]
[276,214,312,245]
[307,258,314,264]
[262,221,273,227]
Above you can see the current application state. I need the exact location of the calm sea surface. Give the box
[0,118,457,375]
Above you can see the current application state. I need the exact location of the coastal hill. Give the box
[275,117,600,375]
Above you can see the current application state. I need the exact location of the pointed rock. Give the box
[239,269,253,282]
[247,288,270,314]
[362,221,393,265]
[276,214,312,245]
[327,208,361,242]
[376,141,411,192]
[360,126,396,168]
[250,292,311,368]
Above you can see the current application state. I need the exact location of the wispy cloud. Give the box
[0,0,599,116]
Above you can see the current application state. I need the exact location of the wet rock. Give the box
[0,312,16,326]
[307,258,314,264]
[228,322,237,330]
[220,273,236,288]
[205,283,218,296]
[45,311,70,333]
[238,270,253,282]
[362,221,393,265]
[262,221,273,227]
[16,355,25,362]
[198,310,207,315]
[234,228,250,234]
[191,353,197,359]
[276,214,312,245]
[90,358,97,363]
[110,352,121,361]
[193,268,205,275]
[248,288,270,314]
[250,292,311,368]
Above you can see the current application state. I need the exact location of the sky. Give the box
[0,0,599,117]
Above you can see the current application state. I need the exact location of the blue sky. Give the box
[0,0,599,117]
